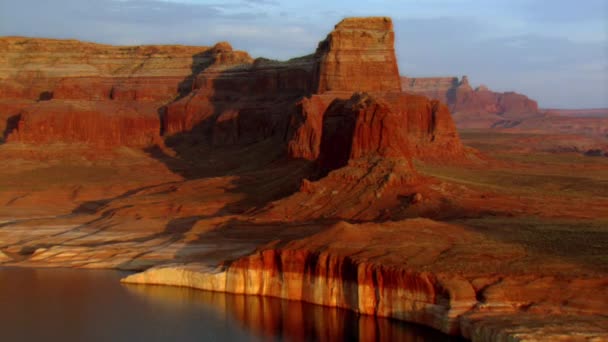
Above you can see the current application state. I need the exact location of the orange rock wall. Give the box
[286,92,463,164]
[7,101,161,146]
[0,18,463,161]
[314,18,401,93]
[122,249,477,335]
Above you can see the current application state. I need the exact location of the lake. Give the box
[0,267,460,341]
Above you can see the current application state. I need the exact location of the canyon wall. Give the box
[0,37,214,145]
[122,251,473,335]
[1,17,463,166]
[123,219,608,340]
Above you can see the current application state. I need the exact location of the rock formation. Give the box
[6,16,605,342]
[122,219,608,340]
[313,17,401,93]
[1,17,463,172]
[122,249,473,335]
[401,76,540,128]
[0,37,212,145]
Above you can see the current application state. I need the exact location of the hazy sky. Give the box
[1,0,607,108]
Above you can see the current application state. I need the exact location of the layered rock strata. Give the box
[1,15,476,339]
[122,219,608,340]
[401,76,540,128]
[0,38,214,145]
[122,253,473,335]
[1,18,463,167]
[313,17,401,93]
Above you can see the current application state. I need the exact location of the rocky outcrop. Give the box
[400,77,608,136]
[402,76,540,128]
[162,17,405,145]
[0,18,466,231]
[313,17,401,93]
[400,77,459,105]
[0,37,213,98]
[160,17,463,166]
[122,219,608,340]
[6,101,161,146]
[0,37,217,146]
[122,252,473,335]
[1,17,460,159]
[286,92,461,167]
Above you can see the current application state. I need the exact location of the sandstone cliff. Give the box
[401,76,540,128]
[0,37,217,145]
[0,17,467,226]
[1,18,461,164]
[1,17,607,342]
[122,219,608,340]
[313,17,401,93]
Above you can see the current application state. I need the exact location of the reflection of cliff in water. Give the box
[125,284,460,342]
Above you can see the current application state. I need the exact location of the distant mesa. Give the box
[401,75,540,129]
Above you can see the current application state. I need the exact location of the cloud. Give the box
[510,0,608,23]
[395,17,608,107]
[242,0,279,5]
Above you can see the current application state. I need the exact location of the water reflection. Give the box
[125,284,460,342]
[0,267,460,341]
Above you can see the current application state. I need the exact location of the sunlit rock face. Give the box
[0,17,464,168]
[313,17,402,93]
[122,251,473,335]
[0,38,212,146]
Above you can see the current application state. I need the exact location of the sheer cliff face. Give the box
[401,76,540,128]
[0,17,463,168]
[0,38,217,100]
[313,17,401,93]
[0,38,237,145]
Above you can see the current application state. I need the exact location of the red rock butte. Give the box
[0,17,464,172]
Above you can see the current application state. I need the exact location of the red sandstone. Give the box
[0,16,607,342]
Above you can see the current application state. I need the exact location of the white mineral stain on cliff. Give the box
[121,255,476,336]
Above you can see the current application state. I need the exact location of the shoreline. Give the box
[2,217,607,342]
[121,262,469,336]
[121,249,608,342]
[0,266,459,341]
[0,263,460,340]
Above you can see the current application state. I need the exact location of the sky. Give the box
[1,0,607,108]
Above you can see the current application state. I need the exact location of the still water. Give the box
[0,267,460,341]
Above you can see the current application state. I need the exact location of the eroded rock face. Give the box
[0,37,220,146]
[6,101,161,146]
[313,17,401,93]
[122,251,472,335]
[1,17,460,164]
[287,92,462,166]
[0,17,408,146]
[121,219,608,339]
